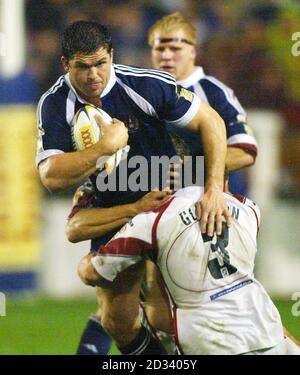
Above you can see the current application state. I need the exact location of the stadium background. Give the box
[0,0,299,354]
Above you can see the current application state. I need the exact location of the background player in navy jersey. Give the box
[148,12,257,179]
[37,21,231,355]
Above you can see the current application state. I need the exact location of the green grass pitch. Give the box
[0,297,298,354]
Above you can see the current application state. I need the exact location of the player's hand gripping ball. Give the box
[71,105,130,174]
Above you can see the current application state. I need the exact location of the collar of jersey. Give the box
[174,186,204,201]
[64,65,117,102]
[177,66,205,88]
[101,65,116,98]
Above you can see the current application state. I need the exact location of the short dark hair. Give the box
[62,21,112,60]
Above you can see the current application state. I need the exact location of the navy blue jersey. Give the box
[166,66,257,158]
[37,64,200,195]
[37,64,201,249]
[36,64,200,163]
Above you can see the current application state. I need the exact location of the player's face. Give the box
[63,47,113,103]
[151,29,196,81]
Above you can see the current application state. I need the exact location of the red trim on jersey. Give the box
[151,196,174,213]
[172,305,184,355]
[249,206,260,236]
[151,197,175,261]
[232,194,246,204]
[232,194,260,235]
[228,143,257,159]
[68,193,95,219]
[95,237,153,257]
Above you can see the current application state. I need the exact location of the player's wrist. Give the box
[204,179,223,192]
[131,201,143,215]
[95,138,117,156]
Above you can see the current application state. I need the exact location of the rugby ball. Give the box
[71,105,130,174]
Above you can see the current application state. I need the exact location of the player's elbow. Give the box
[38,158,69,192]
[41,176,66,193]
[189,102,226,136]
[66,217,84,243]
[78,254,103,287]
[66,227,80,243]
[244,153,256,167]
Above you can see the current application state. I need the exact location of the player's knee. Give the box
[101,308,139,343]
[101,300,141,345]
[77,255,101,287]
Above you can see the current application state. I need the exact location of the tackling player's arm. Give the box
[186,100,231,236]
[39,120,128,192]
[66,190,172,243]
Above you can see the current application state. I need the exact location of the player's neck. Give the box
[88,97,101,107]
[177,65,197,81]
[77,89,101,107]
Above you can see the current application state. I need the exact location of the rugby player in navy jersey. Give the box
[148,12,258,173]
[37,21,231,355]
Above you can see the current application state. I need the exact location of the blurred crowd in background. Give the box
[25,0,300,197]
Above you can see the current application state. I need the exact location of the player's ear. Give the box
[191,46,196,60]
[110,48,114,63]
[61,56,70,72]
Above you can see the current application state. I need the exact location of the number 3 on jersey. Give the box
[204,223,237,279]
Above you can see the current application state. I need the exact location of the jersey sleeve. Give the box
[36,93,73,165]
[153,81,201,128]
[201,77,258,157]
[91,211,157,282]
[114,65,201,128]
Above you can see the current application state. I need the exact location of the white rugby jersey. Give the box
[92,187,284,355]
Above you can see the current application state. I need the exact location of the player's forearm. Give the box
[39,142,114,192]
[67,218,130,243]
[197,103,227,190]
[226,147,255,171]
[66,203,140,242]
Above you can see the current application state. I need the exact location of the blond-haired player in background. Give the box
[148,12,257,173]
